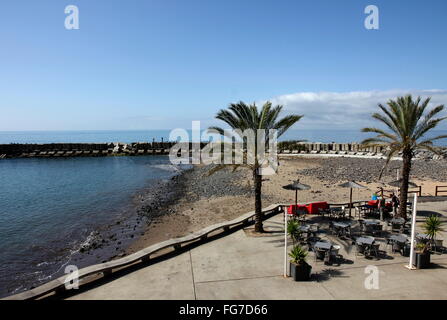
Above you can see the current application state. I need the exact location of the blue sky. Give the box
[0,0,446,131]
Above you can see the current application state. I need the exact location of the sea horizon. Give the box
[2,129,447,146]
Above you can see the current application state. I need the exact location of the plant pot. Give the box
[414,252,431,269]
[402,245,410,257]
[290,262,312,281]
[434,239,443,250]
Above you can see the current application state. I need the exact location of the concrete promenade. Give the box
[68,202,447,300]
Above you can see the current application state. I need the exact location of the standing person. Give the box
[378,196,386,220]
[377,187,384,198]
[391,193,399,216]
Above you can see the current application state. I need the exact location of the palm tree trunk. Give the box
[253,168,264,232]
[398,150,412,219]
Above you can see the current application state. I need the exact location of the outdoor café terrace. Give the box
[62,198,447,300]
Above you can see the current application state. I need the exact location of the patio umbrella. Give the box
[282,180,311,211]
[387,179,418,188]
[338,181,367,217]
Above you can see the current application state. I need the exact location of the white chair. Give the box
[330,245,341,264]
[330,245,340,256]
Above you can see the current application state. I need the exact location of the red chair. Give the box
[368,200,379,207]
[288,204,308,215]
[306,202,329,215]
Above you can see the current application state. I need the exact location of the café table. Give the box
[389,234,408,243]
[358,204,377,217]
[330,207,346,219]
[356,236,375,246]
[390,217,405,224]
[299,225,310,232]
[356,236,378,258]
[388,234,410,255]
[314,241,332,250]
[332,222,352,238]
[313,241,333,263]
[364,219,381,226]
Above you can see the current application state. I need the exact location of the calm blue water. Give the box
[1,129,446,145]
[0,155,182,297]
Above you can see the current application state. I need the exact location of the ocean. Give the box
[1,129,446,145]
[0,155,186,298]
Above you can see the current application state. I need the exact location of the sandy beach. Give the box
[126,156,447,254]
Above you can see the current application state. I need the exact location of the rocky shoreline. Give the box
[76,164,256,257]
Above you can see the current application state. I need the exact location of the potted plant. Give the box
[414,215,443,269]
[424,215,443,249]
[289,245,311,281]
[287,219,302,244]
[414,243,430,269]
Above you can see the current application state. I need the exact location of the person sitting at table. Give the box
[371,192,378,200]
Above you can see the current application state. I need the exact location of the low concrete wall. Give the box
[278,141,447,160]
[2,141,445,160]
[277,142,386,155]
[0,142,183,159]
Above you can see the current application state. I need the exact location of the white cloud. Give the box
[266,89,447,129]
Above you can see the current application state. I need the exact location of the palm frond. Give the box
[215,109,241,129]
[418,143,443,155]
[414,104,445,140]
[274,115,303,138]
[371,111,400,137]
[361,127,398,142]
[361,137,393,147]
[208,100,302,171]
[418,134,447,146]
[258,101,272,129]
[362,96,447,157]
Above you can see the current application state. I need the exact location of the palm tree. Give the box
[361,95,446,219]
[208,101,303,232]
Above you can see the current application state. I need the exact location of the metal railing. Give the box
[407,186,422,197]
[435,186,447,196]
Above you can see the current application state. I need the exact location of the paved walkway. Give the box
[69,201,447,300]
